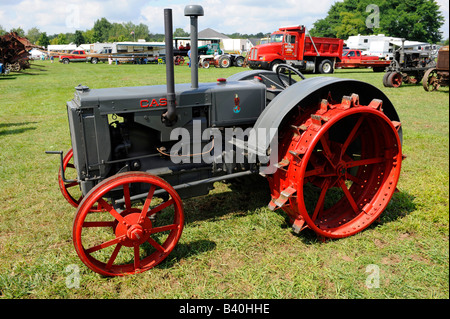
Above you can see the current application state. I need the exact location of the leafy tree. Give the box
[310,0,444,43]
[174,28,189,38]
[36,32,50,47]
[50,33,68,45]
[93,17,112,42]
[26,27,41,44]
[0,25,6,35]
[10,27,25,37]
[74,30,85,47]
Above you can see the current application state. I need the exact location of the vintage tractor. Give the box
[383,39,436,88]
[48,6,404,276]
[422,45,449,91]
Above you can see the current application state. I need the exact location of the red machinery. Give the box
[247,26,344,74]
[49,7,404,276]
[336,49,391,72]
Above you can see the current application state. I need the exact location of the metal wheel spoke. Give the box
[105,244,122,270]
[345,173,364,185]
[123,184,131,210]
[304,167,326,178]
[82,221,115,228]
[139,185,156,220]
[148,198,175,218]
[341,115,365,159]
[338,178,359,214]
[311,179,330,221]
[345,157,384,168]
[97,198,128,226]
[147,237,166,253]
[65,181,79,188]
[150,224,178,234]
[320,133,336,168]
[85,236,125,254]
[134,246,141,270]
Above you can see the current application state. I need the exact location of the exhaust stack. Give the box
[184,5,204,89]
[162,8,177,126]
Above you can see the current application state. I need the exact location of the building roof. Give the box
[198,28,230,39]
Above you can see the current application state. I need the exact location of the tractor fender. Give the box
[248,76,402,156]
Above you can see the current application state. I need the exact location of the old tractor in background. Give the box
[198,41,245,69]
[383,39,437,88]
[48,5,404,276]
[422,45,449,91]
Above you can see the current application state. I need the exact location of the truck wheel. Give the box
[219,55,231,68]
[73,171,184,276]
[318,59,333,74]
[234,56,245,67]
[271,60,283,72]
[91,58,99,64]
[63,58,70,64]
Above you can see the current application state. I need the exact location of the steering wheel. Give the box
[275,64,305,88]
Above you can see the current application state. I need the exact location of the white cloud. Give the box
[1,0,448,39]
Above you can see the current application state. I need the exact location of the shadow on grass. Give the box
[292,190,417,245]
[181,175,417,246]
[0,122,37,136]
[156,239,217,269]
[182,174,271,225]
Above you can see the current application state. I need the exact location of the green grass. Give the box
[0,61,448,299]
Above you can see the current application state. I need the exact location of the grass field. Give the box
[0,60,448,299]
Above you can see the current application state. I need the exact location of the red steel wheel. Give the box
[58,148,82,208]
[58,149,102,212]
[268,94,403,239]
[73,172,184,276]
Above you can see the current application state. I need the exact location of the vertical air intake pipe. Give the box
[184,5,204,89]
[162,8,177,126]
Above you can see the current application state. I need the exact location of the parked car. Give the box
[59,50,87,64]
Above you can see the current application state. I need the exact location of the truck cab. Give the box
[248,26,344,74]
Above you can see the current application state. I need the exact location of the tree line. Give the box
[309,0,445,44]
[1,0,447,47]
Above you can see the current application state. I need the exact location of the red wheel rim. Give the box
[58,148,82,208]
[73,172,184,276]
[390,73,403,87]
[268,95,402,238]
[58,149,102,211]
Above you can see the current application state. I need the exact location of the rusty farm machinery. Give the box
[422,45,449,92]
[47,5,404,276]
[0,32,40,73]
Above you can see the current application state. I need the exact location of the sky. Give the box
[0,0,448,40]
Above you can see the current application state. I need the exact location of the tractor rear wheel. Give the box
[219,55,231,68]
[422,68,439,91]
[267,94,402,239]
[73,172,184,276]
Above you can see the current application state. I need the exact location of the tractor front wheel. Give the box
[73,172,184,276]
